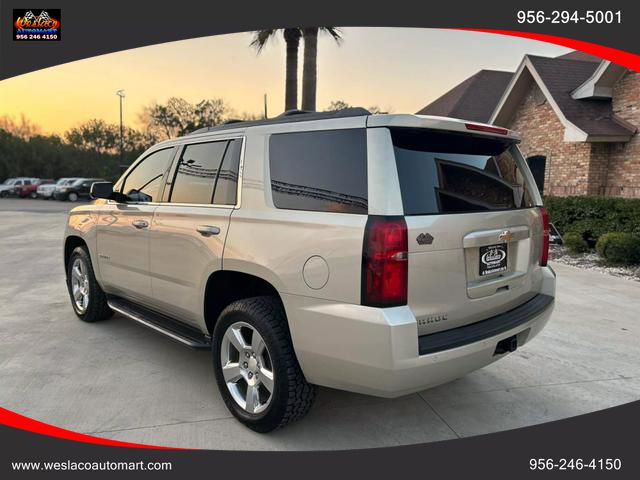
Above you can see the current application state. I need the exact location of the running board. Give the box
[107,297,211,349]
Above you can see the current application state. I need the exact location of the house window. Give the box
[527,155,546,195]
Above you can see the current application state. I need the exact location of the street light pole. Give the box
[116,89,125,169]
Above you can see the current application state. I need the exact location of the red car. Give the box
[16,179,54,198]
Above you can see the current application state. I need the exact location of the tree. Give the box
[301,28,342,111]
[65,119,155,168]
[139,97,229,139]
[0,114,41,139]
[324,100,389,114]
[251,29,302,111]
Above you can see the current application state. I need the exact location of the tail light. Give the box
[539,207,549,266]
[362,216,408,307]
[464,123,508,135]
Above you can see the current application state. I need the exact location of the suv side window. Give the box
[122,148,175,202]
[212,138,242,206]
[169,141,228,204]
[269,129,368,214]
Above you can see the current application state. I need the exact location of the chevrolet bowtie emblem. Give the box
[498,230,513,242]
[416,233,434,245]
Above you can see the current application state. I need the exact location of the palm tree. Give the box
[301,27,342,112]
[251,29,302,112]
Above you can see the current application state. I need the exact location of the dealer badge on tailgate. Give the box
[479,243,508,276]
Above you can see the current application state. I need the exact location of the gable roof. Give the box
[491,55,635,141]
[416,70,513,122]
[525,55,634,138]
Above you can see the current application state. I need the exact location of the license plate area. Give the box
[479,243,508,276]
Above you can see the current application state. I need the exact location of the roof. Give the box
[526,55,634,138]
[416,70,513,122]
[155,113,520,151]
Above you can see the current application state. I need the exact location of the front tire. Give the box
[66,246,113,322]
[212,296,316,432]
[68,192,78,202]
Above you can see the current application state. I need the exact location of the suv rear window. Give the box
[391,128,534,215]
[269,129,368,214]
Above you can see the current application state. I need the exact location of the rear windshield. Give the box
[391,128,535,215]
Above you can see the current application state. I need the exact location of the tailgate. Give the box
[385,126,544,336]
[407,208,544,336]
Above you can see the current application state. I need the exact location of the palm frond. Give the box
[250,29,277,52]
[320,27,343,44]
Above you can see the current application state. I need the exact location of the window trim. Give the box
[165,137,244,209]
[267,128,369,215]
[111,136,245,209]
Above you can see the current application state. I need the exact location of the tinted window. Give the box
[391,128,534,215]
[212,139,242,206]
[269,129,368,214]
[170,141,228,204]
[122,148,175,202]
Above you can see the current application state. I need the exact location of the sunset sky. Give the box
[0,28,570,135]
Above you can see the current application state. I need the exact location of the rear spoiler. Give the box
[366,114,521,142]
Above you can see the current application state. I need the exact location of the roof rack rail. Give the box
[278,109,314,117]
[187,107,372,136]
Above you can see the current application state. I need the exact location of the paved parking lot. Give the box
[1,198,639,450]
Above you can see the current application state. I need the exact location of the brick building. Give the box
[418,52,639,198]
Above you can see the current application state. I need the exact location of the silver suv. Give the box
[64,108,556,432]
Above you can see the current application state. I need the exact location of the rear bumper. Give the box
[285,266,556,397]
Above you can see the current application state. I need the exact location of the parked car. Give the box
[38,178,79,199]
[63,109,556,432]
[54,178,104,201]
[0,177,37,197]
[17,179,55,198]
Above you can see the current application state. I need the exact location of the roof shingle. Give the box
[416,70,513,123]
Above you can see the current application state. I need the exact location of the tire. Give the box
[0,191,6,198]
[66,246,113,322]
[212,296,316,432]
[30,192,37,199]
[68,192,79,202]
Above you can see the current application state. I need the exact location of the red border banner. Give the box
[0,408,178,450]
[459,29,640,72]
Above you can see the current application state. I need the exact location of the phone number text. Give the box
[530,458,622,471]
[517,10,621,24]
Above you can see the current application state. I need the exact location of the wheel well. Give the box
[204,271,282,335]
[64,236,87,269]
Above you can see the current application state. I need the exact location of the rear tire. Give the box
[212,296,316,432]
[66,246,113,322]
[68,192,78,202]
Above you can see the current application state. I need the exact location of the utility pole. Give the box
[263,93,268,119]
[116,89,125,169]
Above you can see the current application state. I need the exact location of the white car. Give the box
[64,109,556,432]
[38,178,79,199]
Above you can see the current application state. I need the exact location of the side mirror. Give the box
[90,182,115,200]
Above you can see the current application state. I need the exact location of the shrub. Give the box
[544,196,640,245]
[563,232,590,254]
[595,233,640,265]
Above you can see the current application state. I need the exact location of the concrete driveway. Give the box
[1,199,639,450]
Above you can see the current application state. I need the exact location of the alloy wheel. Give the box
[70,257,90,313]
[220,321,275,414]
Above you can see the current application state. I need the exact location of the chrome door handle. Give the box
[196,225,220,236]
[132,219,149,229]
